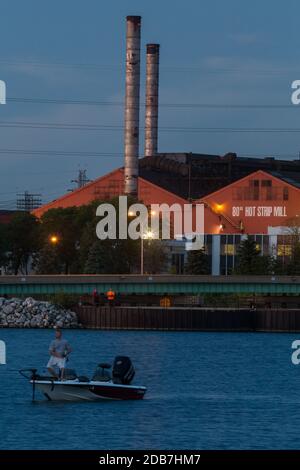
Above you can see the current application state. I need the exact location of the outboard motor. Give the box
[112,356,135,385]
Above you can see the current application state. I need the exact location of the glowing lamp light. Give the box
[216,203,224,213]
[145,230,154,239]
[49,235,59,244]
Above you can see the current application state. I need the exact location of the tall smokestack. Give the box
[124,15,141,195]
[145,44,160,157]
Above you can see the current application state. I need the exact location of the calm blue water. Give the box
[0,329,300,450]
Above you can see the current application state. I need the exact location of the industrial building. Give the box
[32,16,300,275]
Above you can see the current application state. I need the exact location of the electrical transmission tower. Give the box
[16,191,42,211]
[69,169,91,191]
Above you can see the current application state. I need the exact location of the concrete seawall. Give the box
[74,306,300,332]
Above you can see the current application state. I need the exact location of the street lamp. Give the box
[49,234,59,245]
[128,210,154,275]
[141,228,153,275]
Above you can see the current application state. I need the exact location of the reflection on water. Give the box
[0,329,300,449]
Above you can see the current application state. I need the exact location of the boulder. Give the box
[0,297,79,329]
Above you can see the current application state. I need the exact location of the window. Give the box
[224,244,235,255]
[221,241,235,255]
[263,235,269,255]
[172,253,185,274]
[261,179,273,200]
[283,187,289,201]
[249,180,259,200]
[277,245,292,257]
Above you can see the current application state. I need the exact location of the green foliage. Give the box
[6,212,40,274]
[185,248,210,275]
[203,294,240,307]
[83,196,142,274]
[1,197,172,275]
[143,240,167,274]
[33,245,64,274]
[84,239,139,274]
[286,241,300,275]
[234,238,273,275]
[37,207,81,274]
[0,223,9,269]
[48,293,78,309]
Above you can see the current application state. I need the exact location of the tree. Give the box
[37,207,82,274]
[0,223,9,271]
[81,197,140,274]
[185,247,210,275]
[84,242,107,274]
[234,238,272,275]
[84,239,139,274]
[286,241,300,275]
[33,245,64,274]
[143,240,167,274]
[6,212,40,274]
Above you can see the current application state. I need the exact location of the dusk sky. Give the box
[1,0,300,205]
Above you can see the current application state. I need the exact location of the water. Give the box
[0,329,300,450]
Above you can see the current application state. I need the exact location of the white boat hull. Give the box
[33,380,146,401]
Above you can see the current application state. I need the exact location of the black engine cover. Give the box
[112,356,135,385]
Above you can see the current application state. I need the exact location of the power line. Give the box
[0,149,123,157]
[1,59,299,75]
[1,121,300,133]
[8,97,124,106]
[0,121,123,130]
[7,97,300,109]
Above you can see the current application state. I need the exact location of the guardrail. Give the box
[1,274,300,295]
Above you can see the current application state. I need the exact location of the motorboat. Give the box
[19,356,146,401]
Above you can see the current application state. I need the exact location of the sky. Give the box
[0,0,300,206]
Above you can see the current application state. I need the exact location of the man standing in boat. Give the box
[47,327,72,380]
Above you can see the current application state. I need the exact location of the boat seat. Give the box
[98,363,111,369]
[92,363,111,382]
[92,372,111,382]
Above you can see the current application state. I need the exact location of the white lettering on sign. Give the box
[245,206,256,217]
[232,206,287,218]
[273,206,287,217]
[232,206,244,217]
